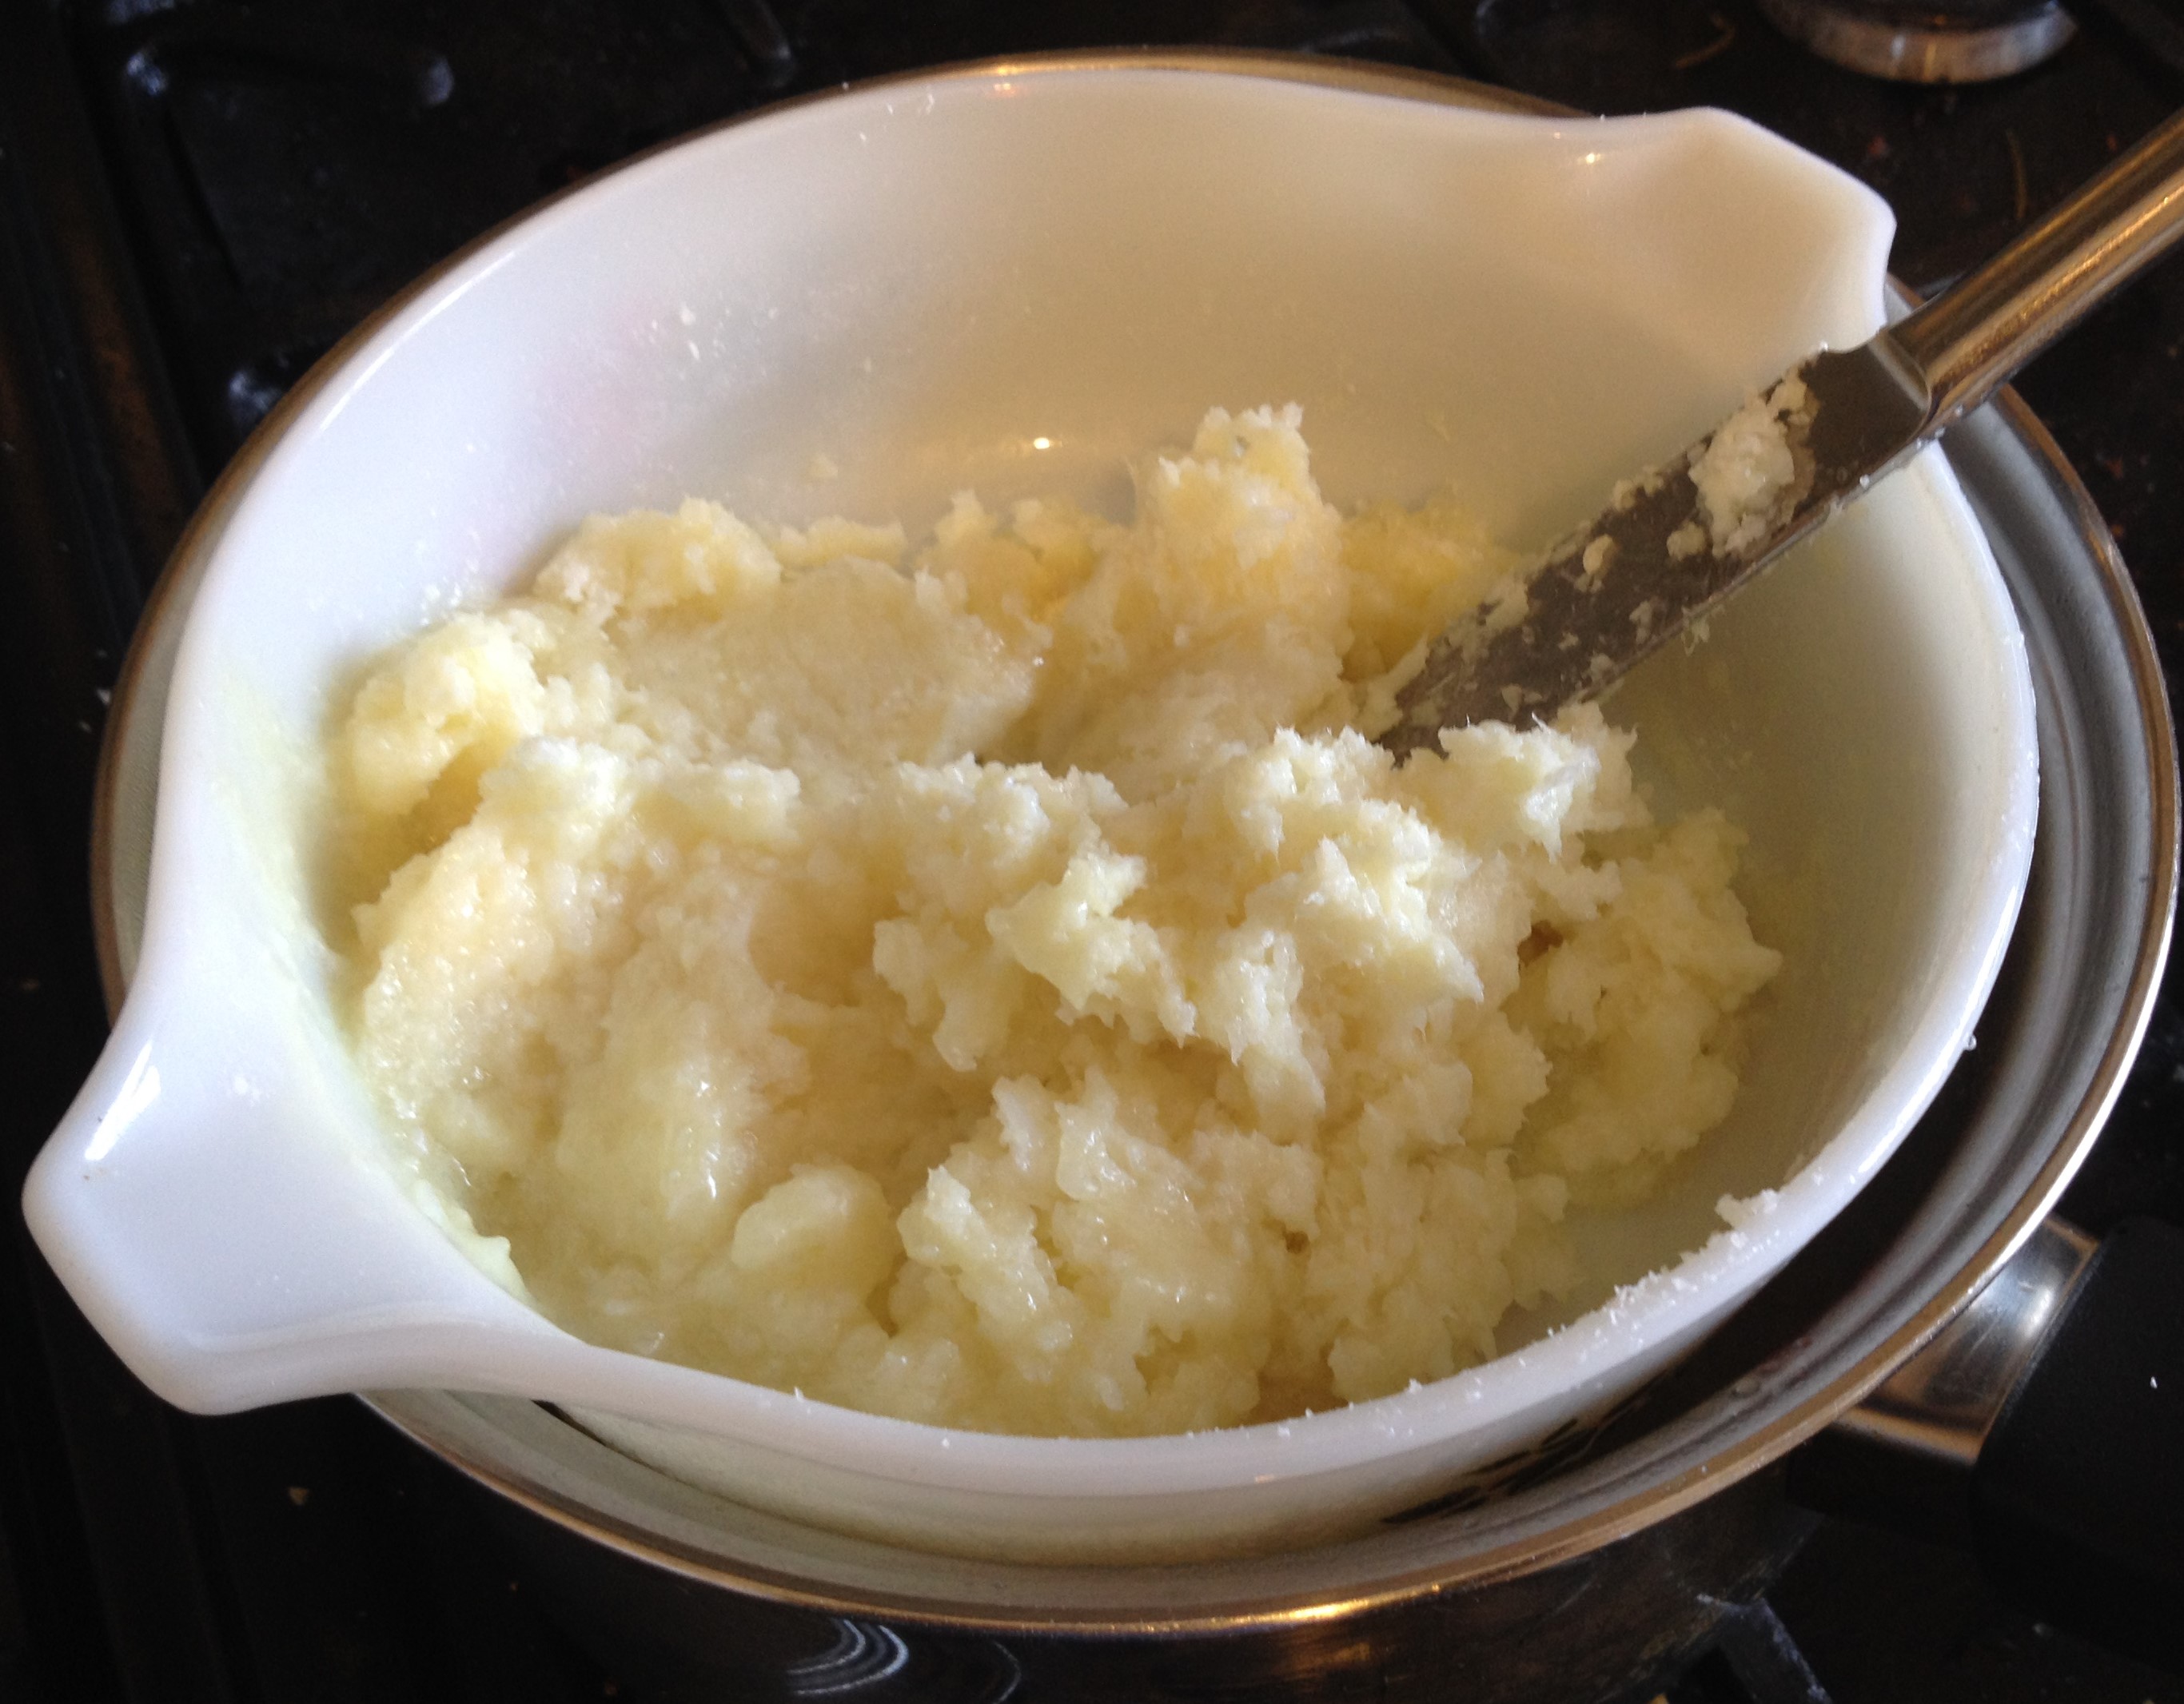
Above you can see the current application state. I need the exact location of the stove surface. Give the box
[2,2,2182,1700]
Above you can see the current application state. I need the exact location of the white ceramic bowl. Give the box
[25,55,2036,1564]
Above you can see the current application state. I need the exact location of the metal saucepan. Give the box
[81,56,2181,1700]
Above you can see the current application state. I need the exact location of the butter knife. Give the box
[1385,105,2184,755]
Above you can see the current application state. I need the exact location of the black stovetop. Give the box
[2,2,2182,1700]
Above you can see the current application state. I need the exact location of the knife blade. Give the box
[1383,103,2184,759]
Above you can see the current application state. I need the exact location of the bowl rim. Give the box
[82,47,2174,1612]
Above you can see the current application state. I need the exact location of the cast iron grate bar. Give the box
[711,0,797,88]
[1664,1601,1834,1704]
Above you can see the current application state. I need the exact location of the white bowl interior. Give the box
[27,63,2035,1563]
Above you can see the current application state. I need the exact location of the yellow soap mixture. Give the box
[325,406,1780,1438]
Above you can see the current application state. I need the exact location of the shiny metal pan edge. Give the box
[84,54,2176,1645]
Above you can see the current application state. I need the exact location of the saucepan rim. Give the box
[84,48,2175,1628]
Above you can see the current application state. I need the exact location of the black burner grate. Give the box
[76,0,1466,459]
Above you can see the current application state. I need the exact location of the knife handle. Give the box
[1892,104,2184,433]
